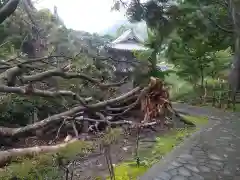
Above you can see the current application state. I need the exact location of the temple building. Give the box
[102,29,150,93]
[106,29,149,72]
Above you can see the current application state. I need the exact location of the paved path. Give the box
[140,103,240,180]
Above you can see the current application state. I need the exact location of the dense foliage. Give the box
[111,0,240,108]
[0,1,115,126]
[0,1,233,179]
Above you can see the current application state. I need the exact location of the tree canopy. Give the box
[0,0,239,179]
[113,0,236,88]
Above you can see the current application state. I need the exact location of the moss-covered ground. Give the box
[0,116,208,180]
[107,115,208,180]
[0,141,93,180]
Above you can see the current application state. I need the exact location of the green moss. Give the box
[107,115,208,180]
[182,115,209,126]
[1,116,208,180]
[148,127,195,165]
[107,163,148,180]
[107,128,194,180]
[58,140,93,158]
[0,140,93,180]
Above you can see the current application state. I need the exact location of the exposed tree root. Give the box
[0,53,194,168]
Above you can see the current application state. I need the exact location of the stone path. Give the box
[140,103,240,180]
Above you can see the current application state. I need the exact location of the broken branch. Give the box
[21,68,128,88]
[0,85,88,106]
[0,87,141,137]
[0,138,78,167]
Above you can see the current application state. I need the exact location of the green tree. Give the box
[114,0,186,80]
[114,0,237,89]
[0,0,117,126]
[167,33,213,88]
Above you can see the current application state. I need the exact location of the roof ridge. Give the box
[111,29,144,45]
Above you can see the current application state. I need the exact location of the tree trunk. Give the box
[0,0,20,24]
[0,138,78,167]
[200,67,204,90]
[0,87,141,138]
[229,0,240,93]
[149,49,160,78]
[199,64,204,103]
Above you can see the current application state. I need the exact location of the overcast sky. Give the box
[35,0,126,33]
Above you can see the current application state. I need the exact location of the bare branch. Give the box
[71,121,79,137]
[0,87,141,137]
[80,49,149,66]
[0,85,88,105]
[0,55,75,86]
[0,66,25,86]
[19,55,73,66]
[109,86,150,116]
[53,118,67,143]
[198,1,233,33]
[22,0,37,27]
[0,40,10,48]
[0,61,11,67]
[75,116,160,129]
[21,68,128,88]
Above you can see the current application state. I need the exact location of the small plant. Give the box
[108,115,208,180]
[0,140,93,180]
[134,125,141,167]
[100,128,121,180]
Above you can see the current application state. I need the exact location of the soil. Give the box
[66,126,170,180]
[0,110,185,180]
[1,124,170,180]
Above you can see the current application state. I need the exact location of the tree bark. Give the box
[0,87,141,137]
[0,0,20,24]
[0,138,78,167]
[229,0,240,93]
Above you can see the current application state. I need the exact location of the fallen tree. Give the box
[0,137,79,168]
[0,54,195,168]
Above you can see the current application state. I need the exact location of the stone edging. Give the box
[139,118,219,180]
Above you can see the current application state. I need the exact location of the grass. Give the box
[183,115,209,126]
[0,128,122,180]
[0,140,93,180]
[108,162,148,180]
[149,128,194,162]
[107,115,208,180]
[0,115,209,180]
[167,74,240,112]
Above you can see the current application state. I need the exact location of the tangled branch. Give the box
[0,50,194,168]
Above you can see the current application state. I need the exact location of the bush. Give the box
[0,94,67,126]
[0,141,93,180]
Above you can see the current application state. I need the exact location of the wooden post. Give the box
[202,80,207,105]
[218,80,222,109]
[231,88,237,111]
[212,82,216,107]
[227,85,232,109]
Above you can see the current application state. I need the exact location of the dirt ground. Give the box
[67,126,169,180]
[0,111,175,180]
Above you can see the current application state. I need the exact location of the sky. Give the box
[35,0,126,33]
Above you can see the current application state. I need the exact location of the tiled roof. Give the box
[109,29,148,51]
[111,29,144,44]
[110,43,149,51]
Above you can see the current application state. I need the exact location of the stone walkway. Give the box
[140,103,240,180]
